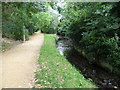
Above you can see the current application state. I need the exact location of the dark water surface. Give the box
[56,36,120,88]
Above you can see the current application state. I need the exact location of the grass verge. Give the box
[35,34,97,88]
[1,38,21,52]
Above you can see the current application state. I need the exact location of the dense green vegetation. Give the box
[2,2,56,40]
[2,1,120,87]
[35,34,97,88]
[57,2,120,75]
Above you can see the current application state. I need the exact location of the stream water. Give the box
[56,36,120,89]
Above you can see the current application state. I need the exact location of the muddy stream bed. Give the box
[56,36,120,88]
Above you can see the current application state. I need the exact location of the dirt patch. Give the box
[2,33,44,88]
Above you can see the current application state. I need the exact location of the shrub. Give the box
[58,2,120,74]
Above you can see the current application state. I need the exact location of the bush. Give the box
[58,2,120,74]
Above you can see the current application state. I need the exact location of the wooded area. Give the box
[1,1,120,88]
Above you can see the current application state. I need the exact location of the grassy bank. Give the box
[35,34,97,88]
[1,38,21,52]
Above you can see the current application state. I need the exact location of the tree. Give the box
[2,2,51,40]
[58,2,120,74]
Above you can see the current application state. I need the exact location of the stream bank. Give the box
[56,35,120,88]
